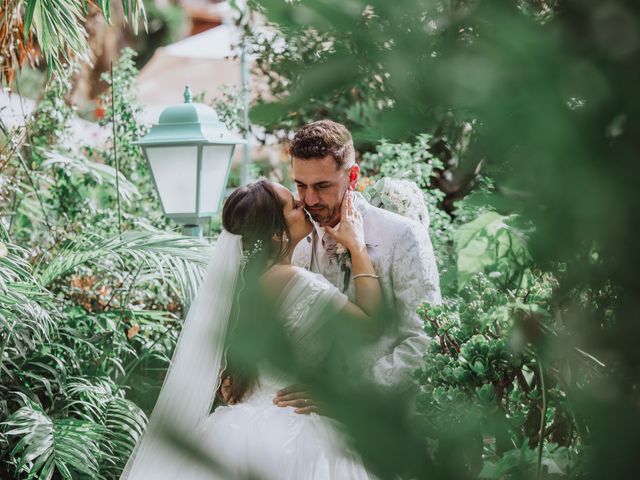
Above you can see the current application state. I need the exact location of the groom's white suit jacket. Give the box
[292,192,441,389]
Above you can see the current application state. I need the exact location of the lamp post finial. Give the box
[183,85,192,103]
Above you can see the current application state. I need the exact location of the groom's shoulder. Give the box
[362,199,421,236]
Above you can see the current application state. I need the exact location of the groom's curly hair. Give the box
[290,120,356,169]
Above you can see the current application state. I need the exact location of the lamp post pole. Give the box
[240,44,251,186]
[182,224,203,237]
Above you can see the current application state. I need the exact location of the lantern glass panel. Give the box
[146,145,198,215]
[200,145,234,214]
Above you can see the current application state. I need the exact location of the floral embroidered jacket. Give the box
[292,192,442,389]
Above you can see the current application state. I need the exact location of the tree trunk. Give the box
[70,3,129,108]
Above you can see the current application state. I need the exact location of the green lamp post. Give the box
[135,86,246,237]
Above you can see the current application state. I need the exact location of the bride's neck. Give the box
[265,241,293,268]
[275,250,292,266]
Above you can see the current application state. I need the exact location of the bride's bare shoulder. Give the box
[261,265,305,299]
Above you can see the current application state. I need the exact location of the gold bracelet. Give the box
[353,273,380,280]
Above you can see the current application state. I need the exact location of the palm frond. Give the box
[25,0,91,78]
[17,357,67,398]
[15,0,147,82]
[41,149,141,205]
[1,242,57,379]
[3,392,104,480]
[0,281,53,340]
[66,376,115,421]
[96,0,113,24]
[101,397,147,474]
[63,376,147,474]
[94,0,148,33]
[36,227,212,302]
[118,0,148,34]
[56,309,137,378]
[119,309,180,382]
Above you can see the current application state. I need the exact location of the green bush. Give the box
[0,51,211,479]
[3,0,636,477]
[355,134,596,477]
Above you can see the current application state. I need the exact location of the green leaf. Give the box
[99,0,112,24]
[455,211,505,252]
[23,0,38,39]
[457,235,493,286]
[3,393,104,479]
[35,228,210,303]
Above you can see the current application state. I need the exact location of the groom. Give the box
[272,120,441,412]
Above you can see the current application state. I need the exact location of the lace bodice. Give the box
[279,267,348,368]
[245,268,348,402]
[189,267,373,480]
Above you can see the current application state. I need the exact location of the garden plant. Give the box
[1,0,638,479]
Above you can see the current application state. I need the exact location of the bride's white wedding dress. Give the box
[120,232,374,480]
[182,267,374,479]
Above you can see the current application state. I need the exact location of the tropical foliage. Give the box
[0,52,211,479]
[242,0,636,477]
[0,0,146,83]
[355,137,592,478]
[1,0,638,478]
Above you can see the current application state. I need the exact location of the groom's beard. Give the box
[306,190,347,227]
[305,203,341,227]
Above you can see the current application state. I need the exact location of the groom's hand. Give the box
[273,385,320,415]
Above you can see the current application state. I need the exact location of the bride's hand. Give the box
[325,191,365,253]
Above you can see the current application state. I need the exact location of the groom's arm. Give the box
[372,221,441,389]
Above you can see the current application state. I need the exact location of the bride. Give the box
[121,179,382,479]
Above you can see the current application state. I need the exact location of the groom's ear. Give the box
[347,164,360,191]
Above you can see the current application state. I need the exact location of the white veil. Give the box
[120,230,243,480]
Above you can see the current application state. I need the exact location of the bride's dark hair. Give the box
[222,179,293,267]
[219,179,293,403]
